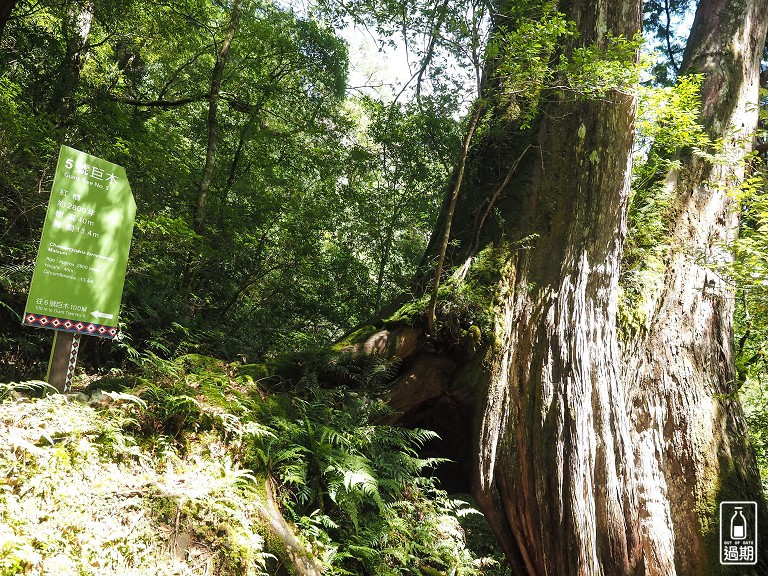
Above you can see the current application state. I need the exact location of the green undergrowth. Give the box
[0,386,270,576]
[0,352,509,576]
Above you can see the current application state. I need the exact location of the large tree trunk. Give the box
[342,0,768,574]
[467,1,643,572]
[625,0,768,573]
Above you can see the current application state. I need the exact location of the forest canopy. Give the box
[0,0,467,372]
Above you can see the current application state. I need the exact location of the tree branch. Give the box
[157,47,212,100]
[110,94,210,108]
[425,102,484,334]
[0,0,18,39]
[664,0,680,75]
[470,144,532,256]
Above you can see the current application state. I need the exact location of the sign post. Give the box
[23,145,136,391]
[46,331,80,391]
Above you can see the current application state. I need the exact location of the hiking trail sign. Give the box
[23,146,135,389]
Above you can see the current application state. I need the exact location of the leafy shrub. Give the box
[234,353,507,575]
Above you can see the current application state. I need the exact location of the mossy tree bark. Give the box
[344,0,768,574]
[257,478,323,576]
[625,0,768,573]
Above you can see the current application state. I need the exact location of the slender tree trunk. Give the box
[193,0,243,234]
[225,119,255,193]
[425,103,482,334]
[342,0,768,573]
[48,0,94,118]
[0,0,18,40]
[374,204,396,313]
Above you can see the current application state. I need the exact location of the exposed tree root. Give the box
[257,478,323,576]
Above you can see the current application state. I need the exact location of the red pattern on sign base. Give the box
[22,313,118,339]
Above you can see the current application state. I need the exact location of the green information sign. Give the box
[23,145,136,339]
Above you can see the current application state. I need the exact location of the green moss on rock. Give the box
[237,363,270,380]
[332,325,379,350]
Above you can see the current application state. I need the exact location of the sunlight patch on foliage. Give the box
[0,353,510,575]
[0,392,269,576]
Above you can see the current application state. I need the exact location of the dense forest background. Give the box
[1,0,768,574]
[0,0,467,372]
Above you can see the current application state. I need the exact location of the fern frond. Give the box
[0,262,33,280]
